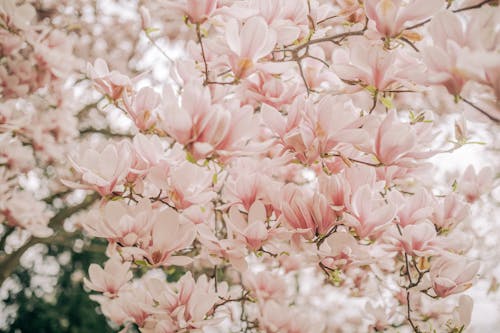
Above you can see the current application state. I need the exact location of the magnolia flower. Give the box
[227,200,271,251]
[388,188,433,227]
[430,193,469,231]
[166,0,218,24]
[225,16,277,79]
[318,173,350,212]
[122,87,161,131]
[280,184,337,239]
[168,161,216,209]
[64,140,132,196]
[422,10,469,95]
[398,221,437,256]
[87,58,132,100]
[143,208,196,267]
[318,232,371,270]
[83,198,154,247]
[84,256,132,296]
[344,184,396,239]
[457,165,494,203]
[374,110,417,166]
[430,254,480,297]
[332,38,421,91]
[365,0,443,38]
[243,271,287,302]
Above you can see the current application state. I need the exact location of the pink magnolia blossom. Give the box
[344,184,396,239]
[430,254,480,297]
[83,198,154,247]
[122,87,161,132]
[318,172,350,212]
[243,270,287,302]
[166,0,218,24]
[145,272,227,331]
[397,221,437,256]
[430,193,469,231]
[84,255,132,297]
[64,141,132,196]
[388,188,433,227]
[237,72,299,108]
[87,58,132,100]
[197,223,248,272]
[168,161,216,209]
[227,200,277,251]
[142,208,196,267]
[422,10,469,95]
[457,165,494,203]
[365,0,443,38]
[332,38,421,91]
[280,184,337,239]
[225,16,277,79]
[319,232,371,270]
[373,110,417,166]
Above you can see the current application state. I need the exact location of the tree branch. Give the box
[460,96,500,123]
[0,193,99,286]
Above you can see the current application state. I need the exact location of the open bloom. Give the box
[142,208,196,267]
[319,232,371,270]
[243,271,287,302]
[83,198,155,247]
[64,141,132,196]
[422,10,469,95]
[365,0,443,38]
[225,16,277,79]
[84,255,132,297]
[87,58,132,100]
[397,221,437,256]
[344,184,396,239]
[165,0,218,24]
[168,161,216,209]
[280,184,336,239]
[332,38,421,91]
[430,254,479,298]
[457,165,494,203]
[373,110,424,166]
[122,87,161,132]
[388,188,433,227]
[227,200,272,251]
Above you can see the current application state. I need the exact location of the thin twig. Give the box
[196,24,210,85]
[400,37,420,52]
[405,0,495,31]
[460,96,500,123]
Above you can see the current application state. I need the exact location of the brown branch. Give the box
[294,29,365,53]
[325,152,382,167]
[405,0,496,31]
[453,0,496,13]
[400,37,420,52]
[0,193,99,286]
[196,23,210,85]
[79,127,133,138]
[0,226,15,254]
[460,96,500,123]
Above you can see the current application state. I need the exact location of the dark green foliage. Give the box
[1,237,114,333]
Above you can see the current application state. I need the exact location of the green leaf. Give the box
[379,96,394,109]
[134,260,149,267]
[365,85,377,95]
[144,27,159,35]
[186,151,197,163]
